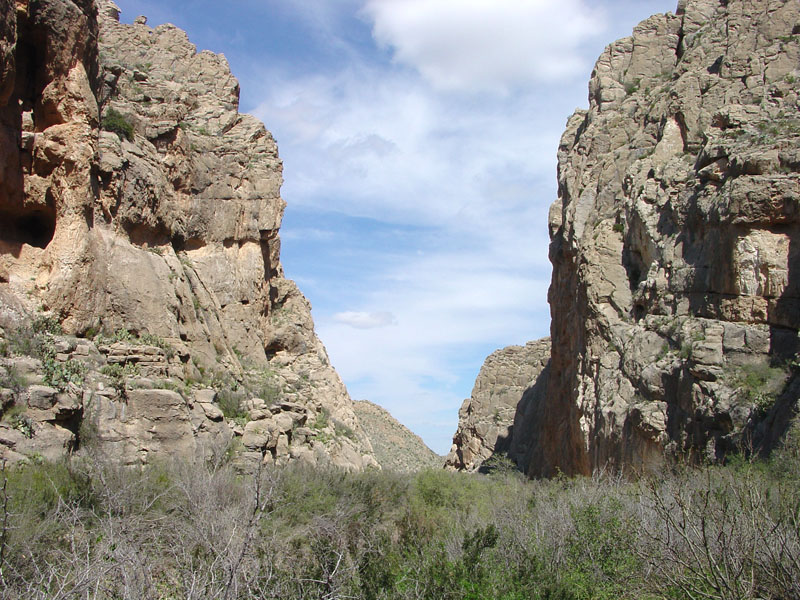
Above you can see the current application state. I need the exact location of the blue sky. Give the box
[114,0,677,454]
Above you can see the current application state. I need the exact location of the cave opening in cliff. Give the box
[0,208,56,248]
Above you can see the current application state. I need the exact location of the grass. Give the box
[2,403,34,437]
[732,361,788,413]
[101,108,134,141]
[624,78,641,95]
[96,328,175,359]
[216,388,248,421]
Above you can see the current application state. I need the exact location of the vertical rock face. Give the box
[0,0,376,469]
[445,339,550,472]
[537,0,800,476]
[448,0,800,477]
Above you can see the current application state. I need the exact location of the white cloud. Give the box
[253,66,569,229]
[247,0,678,452]
[362,0,606,93]
[253,53,563,454]
[333,311,398,329]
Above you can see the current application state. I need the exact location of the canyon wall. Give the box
[450,0,800,476]
[444,339,549,472]
[0,0,376,469]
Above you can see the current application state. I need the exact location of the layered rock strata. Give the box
[0,0,376,469]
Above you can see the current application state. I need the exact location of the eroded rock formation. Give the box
[450,0,800,476]
[0,0,376,469]
[445,339,549,472]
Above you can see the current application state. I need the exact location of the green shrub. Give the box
[31,315,62,335]
[138,332,175,359]
[6,459,96,517]
[101,108,134,140]
[3,404,34,437]
[100,362,139,394]
[479,453,521,476]
[0,365,25,392]
[625,78,641,95]
[42,355,87,390]
[97,329,175,359]
[0,440,797,600]
[332,417,356,440]
[216,388,248,421]
[733,361,787,413]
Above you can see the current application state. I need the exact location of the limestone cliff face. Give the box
[445,339,549,472]
[0,0,376,469]
[537,0,800,476]
[449,0,800,477]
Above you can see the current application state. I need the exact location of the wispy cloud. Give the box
[333,311,398,329]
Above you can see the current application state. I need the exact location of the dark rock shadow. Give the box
[476,361,551,475]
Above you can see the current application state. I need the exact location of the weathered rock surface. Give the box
[445,339,550,472]
[446,0,800,478]
[353,400,442,472]
[0,0,375,469]
[535,0,800,476]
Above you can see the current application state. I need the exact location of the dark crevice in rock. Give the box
[707,55,723,74]
[123,221,171,248]
[265,341,285,361]
[0,207,56,248]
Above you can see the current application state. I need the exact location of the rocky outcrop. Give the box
[0,0,376,469]
[446,0,800,478]
[534,0,800,476]
[353,400,442,472]
[445,339,550,472]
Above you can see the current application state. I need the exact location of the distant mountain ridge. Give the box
[353,400,442,471]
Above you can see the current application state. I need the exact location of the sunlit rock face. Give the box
[448,0,800,478]
[536,0,800,476]
[0,0,376,470]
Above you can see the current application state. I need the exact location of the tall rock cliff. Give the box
[450,0,800,476]
[0,0,376,470]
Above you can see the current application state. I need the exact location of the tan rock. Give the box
[530,0,800,476]
[0,0,375,469]
[446,339,550,472]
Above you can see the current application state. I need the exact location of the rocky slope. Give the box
[353,400,442,472]
[450,0,800,476]
[0,0,376,469]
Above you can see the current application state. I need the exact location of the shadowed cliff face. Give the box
[444,339,550,473]
[537,0,800,477]
[0,0,376,470]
